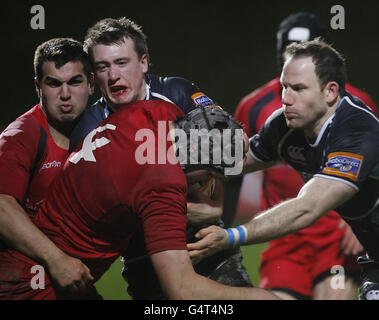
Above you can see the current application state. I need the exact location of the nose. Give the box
[282,87,293,106]
[108,66,120,83]
[60,83,71,101]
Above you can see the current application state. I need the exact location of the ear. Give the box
[34,77,41,98]
[324,81,339,105]
[88,73,95,95]
[140,54,148,74]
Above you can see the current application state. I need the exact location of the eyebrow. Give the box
[44,74,84,84]
[95,57,129,65]
[280,80,307,88]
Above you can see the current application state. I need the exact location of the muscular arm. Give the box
[188,176,356,257]
[0,194,93,289]
[243,176,356,243]
[151,249,278,300]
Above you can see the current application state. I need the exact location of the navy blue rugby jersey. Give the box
[249,91,379,257]
[69,74,217,151]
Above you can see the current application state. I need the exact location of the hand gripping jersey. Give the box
[0,105,67,217]
[0,100,188,299]
[250,91,379,259]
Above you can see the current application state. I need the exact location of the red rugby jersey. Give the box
[0,104,67,217]
[34,100,188,281]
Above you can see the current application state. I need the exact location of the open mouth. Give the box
[110,86,127,96]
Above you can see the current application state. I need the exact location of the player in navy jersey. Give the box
[71,17,252,299]
[0,38,95,293]
[188,39,379,300]
[233,12,377,299]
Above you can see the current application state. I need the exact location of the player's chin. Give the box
[107,92,134,108]
[58,113,81,123]
[285,118,301,129]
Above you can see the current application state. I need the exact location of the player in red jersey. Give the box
[0,102,278,300]
[233,12,377,299]
[0,38,95,293]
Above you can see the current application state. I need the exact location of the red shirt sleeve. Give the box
[131,101,188,255]
[0,115,40,201]
[137,165,188,255]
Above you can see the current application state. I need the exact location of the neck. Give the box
[40,105,75,150]
[47,122,74,150]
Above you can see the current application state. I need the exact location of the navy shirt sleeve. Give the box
[147,75,218,114]
[317,96,379,190]
[249,108,287,162]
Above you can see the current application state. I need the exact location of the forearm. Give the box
[242,197,320,244]
[153,250,278,300]
[184,273,278,300]
[0,194,65,265]
[241,177,355,245]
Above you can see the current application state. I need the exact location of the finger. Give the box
[343,237,355,255]
[352,241,364,256]
[187,201,203,212]
[187,236,211,250]
[83,265,95,282]
[189,249,210,260]
[187,240,205,251]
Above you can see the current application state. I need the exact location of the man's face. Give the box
[92,37,148,111]
[280,56,329,135]
[36,61,92,123]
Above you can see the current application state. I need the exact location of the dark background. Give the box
[1,0,378,125]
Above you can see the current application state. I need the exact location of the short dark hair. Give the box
[34,38,92,82]
[285,38,346,96]
[84,17,150,66]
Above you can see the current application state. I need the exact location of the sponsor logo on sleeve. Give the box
[322,152,363,181]
[191,92,217,107]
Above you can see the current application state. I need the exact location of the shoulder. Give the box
[107,100,184,127]
[336,93,378,128]
[345,84,378,115]
[147,74,196,93]
[146,74,214,113]
[1,105,44,146]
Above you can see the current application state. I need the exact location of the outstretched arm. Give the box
[188,176,357,260]
[151,249,279,300]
